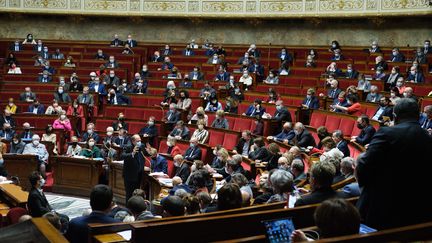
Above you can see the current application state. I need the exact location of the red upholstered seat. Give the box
[241,161,251,172]
[310,111,327,128]
[223,133,240,150]
[208,130,224,147]
[159,138,168,153]
[324,116,341,133]
[7,207,28,225]
[348,143,362,159]
[339,119,355,137]
[233,118,252,132]
[167,158,175,178]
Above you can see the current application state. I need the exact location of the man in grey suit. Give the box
[19,87,37,102]
[77,86,94,106]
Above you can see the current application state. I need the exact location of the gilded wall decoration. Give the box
[143,1,186,12]
[1,0,430,17]
[202,1,243,12]
[260,0,303,12]
[23,0,68,9]
[84,0,127,10]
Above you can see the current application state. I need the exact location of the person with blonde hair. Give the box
[191,120,209,144]
[211,110,229,129]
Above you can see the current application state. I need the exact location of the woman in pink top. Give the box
[53,113,72,131]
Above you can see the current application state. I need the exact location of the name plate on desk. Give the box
[52,156,103,197]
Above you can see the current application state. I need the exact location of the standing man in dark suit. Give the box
[183,138,202,162]
[122,134,145,204]
[356,98,432,229]
[28,171,69,232]
[294,122,316,148]
[351,115,376,146]
[332,130,350,157]
[66,185,120,242]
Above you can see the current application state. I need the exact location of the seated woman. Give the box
[80,138,102,159]
[10,134,26,154]
[211,147,229,169]
[45,100,63,115]
[304,55,317,68]
[224,97,238,114]
[166,137,181,157]
[189,107,208,126]
[7,62,22,74]
[66,136,82,157]
[264,143,282,171]
[5,98,17,114]
[333,94,362,117]
[177,90,192,111]
[204,97,222,112]
[42,125,58,154]
[211,110,229,129]
[252,116,264,136]
[315,126,331,150]
[238,70,253,91]
[52,112,72,132]
[6,53,18,66]
[357,73,371,92]
[263,70,279,84]
[330,91,348,113]
[372,66,386,80]
[169,66,182,79]
[160,89,177,107]
[191,120,209,144]
[266,88,279,104]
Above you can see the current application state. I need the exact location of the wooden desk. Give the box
[0,184,28,208]
[108,161,126,204]
[52,156,103,197]
[3,154,40,191]
[93,233,126,243]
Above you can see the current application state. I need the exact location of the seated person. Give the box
[7,62,22,74]
[302,88,320,110]
[373,55,388,71]
[214,66,230,82]
[164,137,181,157]
[10,135,26,154]
[369,40,382,53]
[373,66,386,80]
[66,185,120,242]
[183,45,195,56]
[248,137,269,161]
[304,55,316,68]
[189,107,208,126]
[333,94,362,117]
[267,122,295,143]
[389,47,405,62]
[169,121,190,141]
[331,49,344,61]
[326,62,342,77]
[81,123,100,143]
[80,138,102,159]
[37,70,52,83]
[0,123,16,141]
[66,136,82,157]
[147,148,168,174]
[233,130,254,157]
[243,99,266,117]
[183,138,202,162]
[23,135,49,176]
[127,196,156,221]
[112,112,129,131]
[95,49,108,60]
[294,122,316,148]
[114,128,132,148]
[207,53,221,64]
[330,91,348,113]
[263,71,279,84]
[52,113,72,132]
[139,117,158,146]
[20,122,34,143]
[365,85,382,103]
[211,110,229,129]
[291,159,306,184]
[107,88,130,105]
[224,97,238,114]
[189,66,204,81]
[238,70,253,90]
[191,120,209,144]
[28,99,45,114]
[41,61,55,75]
[406,65,425,83]
[204,97,222,112]
[345,64,359,79]
[266,169,294,203]
[351,115,376,146]
[164,103,181,130]
[45,100,63,115]
[159,56,174,70]
[174,156,191,182]
[105,56,119,68]
[294,161,347,206]
[327,79,342,99]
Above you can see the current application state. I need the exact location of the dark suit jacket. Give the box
[183,49,195,56]
[66,212,120,243]
[81,132,100,143]
[248,147,270,161]
[125,40,137,47]
[390,53,405,62]
[165,110,181,124]
[188,71,204,80]
[37,76,52,83]
[27,105,45,114]
[20,130,34,141]
[355,125,376,145]
[336,140,350,157]
[53,92,72,103]
[294,187,347,207]
[248,64,265,76]
[139,125,158,145]
[345,70,359,79]
[407,72,425,83]
[234,138,254,155]
[215,72,230,81]
[327,88,342,99]
[151,55,163,62]
[356,120,432,229]
[169,127,190,140]
[175,163,191,182]
[302,96,320,109]
[77,94,95,106]
[121,145,145,181]
[112,121,129,131]
[33,44,44,52]
[151,155,168,174]
[183,146,202,161]
[372,106,393,121]
[245,105,266,117]
[273,107,292,123]
[110,39,123,46]
[108,93,130,105]
[296,129,316,148]
[10,43,23,51]
[0,116,16,128]
[28,187,52,217]
[0,129,16,141]
[419,114,432,130]
[114,136,132,148]
[19,92,37,102]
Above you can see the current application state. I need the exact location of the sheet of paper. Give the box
[117,230,132,241]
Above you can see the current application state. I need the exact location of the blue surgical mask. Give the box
[136,141,142,147]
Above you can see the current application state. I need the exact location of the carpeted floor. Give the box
[45,193,91,220]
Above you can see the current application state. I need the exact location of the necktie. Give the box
[331,90,335,98]
[82,96,86,103]
[188,148,194,157]
[306,99,311,107]
[423,119,430,129]
[15,46,18,51]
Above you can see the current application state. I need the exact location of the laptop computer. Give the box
[262,217,295,243]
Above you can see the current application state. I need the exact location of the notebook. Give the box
[262,217,295,243]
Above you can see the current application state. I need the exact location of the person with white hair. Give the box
[266,169,294,203]
[23,134,49,176]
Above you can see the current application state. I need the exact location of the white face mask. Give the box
[88,141,95,146]
[198,125,204,130]
[166,141,172,147]
[110,74,115,77]
[33,140,40,146]
[87,129,93,134]
[107,132,113,136]
[60,115,66,120]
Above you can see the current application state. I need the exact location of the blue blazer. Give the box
[66,212,120,243]
[407,72,425,83]
[151,155,168,174]
[183,50,195,56]
[215,72,230,81]
[245,105,266,117]
[248,64,264,76]
[27,105,45,114]
[89,83,107,96]
[81,132,100,143]
[390,54,405,62]
[278,52,293,62]
[419,114,432,130]
[327,88,342,99]
[37,76,52,83]
[302,96,320,109]
[337,140,350,157]
[355,125,376,146]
